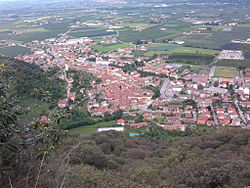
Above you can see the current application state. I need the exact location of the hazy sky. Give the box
[0,0,23,2]
[0,0,34,2]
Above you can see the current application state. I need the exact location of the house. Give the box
[38,116,49,125]
[68,78,74,83]
[117,119,126,126]
[240,102,250,108]
[185,112,193,118]
[227,107,236,114]
[68,92,76,101]
[197,119,207,125]
[185,105,193,111]
[167,105,179,112]
[167,117,180,122]
[207,120,215,126]
[220,118,231,125]
[164,124,186,131]
[182,119,196,124]
[69,105,75,110]
[128,122,148,128]
[169,86,182,92]
[58,99,68,108]
[216,108,224,114]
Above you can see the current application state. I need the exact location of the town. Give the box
[16,34,250,131]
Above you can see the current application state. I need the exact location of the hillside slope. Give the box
[0,55,66,100]
[20,126,250,188]
[0,55,66,123]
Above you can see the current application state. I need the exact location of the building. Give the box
[97,127,124,132]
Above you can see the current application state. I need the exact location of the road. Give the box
[234,100,248,126]
[239,70,246,87]
[199,58,218,76]
[210,102,219,125]
[160,78,170,98]
[209,66,216,77]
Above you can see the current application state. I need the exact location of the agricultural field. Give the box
[69,28,116,38]
[117,23,192,43]
[92,43,134,52]
[167,47,220,56]
[70,121,117,135]
[217,60,250,68]
[0,45,31,57]
[12,22,71,42]
[146,43,182,51]
[199,69,210,75]
[222,43,250,54]
[139,43,220,57]
[214,67,239,78]
[144,51,169,56]
[168,53,215,65]
[122,23,155,30]
[0,19,72,43]
[177,25,250,50]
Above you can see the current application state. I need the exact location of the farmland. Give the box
[139,43,219,57]
[177,25,250,50]
[214,67,239,78]
[92,43,134,52]
[216,59,250,68]
[168,53,215,65]
[0,45,31,57]
[117,24,189,43]
[69,28,116,38]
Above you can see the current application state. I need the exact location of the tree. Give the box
[214,81,219,87]
[197,84,204,90]
[104,112,112,121]
[0,64,67,185]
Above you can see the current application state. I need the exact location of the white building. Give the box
[97,127,124,132]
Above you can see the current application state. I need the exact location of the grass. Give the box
[177,25,250,50]
[0,45,31,57]
[70,121,117,135]
[92,43,134,52]
[190,66,201,73]
[18,98,51,125]
[199,69,210,75]
[217,60,250,68]
[168,47,220,56]
[214,67,239,78]
[69,28,116,38]
[142,45,220,57]
[122,23,155,30]
[147,43,181,51]
[117,25,182,43]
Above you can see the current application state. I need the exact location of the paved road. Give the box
[239,70,246,87]
[210,102,219,125]
[209,66,216,77]
[234,100,248,125]
[160,78,170,98]
[198,58,218,76]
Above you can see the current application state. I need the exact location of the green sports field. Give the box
[214,67,239,78]
[70,121,117,135]
[92,43,134,52]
